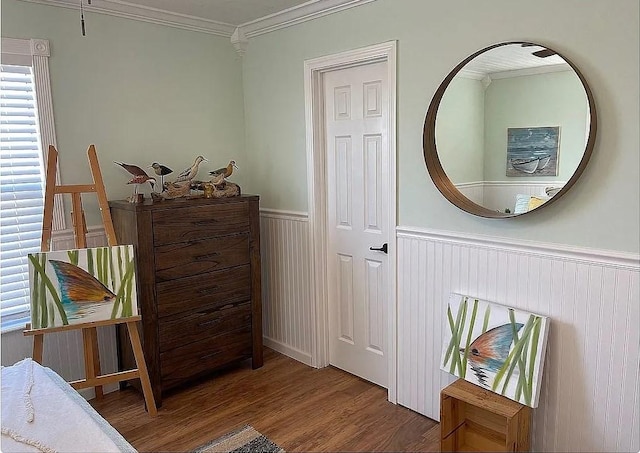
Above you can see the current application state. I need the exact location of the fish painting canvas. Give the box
[28,245,138,329]
[440,293,550,408]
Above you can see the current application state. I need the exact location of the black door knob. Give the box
[369,243,388,254]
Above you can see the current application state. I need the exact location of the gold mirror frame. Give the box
[423,42,597,218]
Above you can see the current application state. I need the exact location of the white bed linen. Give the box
[1,358,136,452]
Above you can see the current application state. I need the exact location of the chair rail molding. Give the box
[396,226,640,269]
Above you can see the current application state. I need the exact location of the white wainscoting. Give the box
[259,209,314,366]
[0,227,118,399]
[397,226,639,453]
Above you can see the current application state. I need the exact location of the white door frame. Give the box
[303,41,397,402]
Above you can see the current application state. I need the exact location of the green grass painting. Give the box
[28,245,138,329]
[440,293,550,408]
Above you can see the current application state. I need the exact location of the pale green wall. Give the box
[2,0,638,253]
[484,71,588,182]
[241,0,639,253]
[435,76,484,184]
[1,0,247,224]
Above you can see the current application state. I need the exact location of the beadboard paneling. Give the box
[397,226,639,453]
[260,209,314,365]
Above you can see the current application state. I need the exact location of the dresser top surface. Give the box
[109,194,259,212]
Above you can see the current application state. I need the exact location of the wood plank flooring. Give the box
[91,348,440,452]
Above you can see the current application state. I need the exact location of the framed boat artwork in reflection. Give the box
[506,126,560,176]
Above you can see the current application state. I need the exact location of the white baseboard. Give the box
[264,337,313,367]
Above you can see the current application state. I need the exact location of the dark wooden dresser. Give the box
[109,195,262,405]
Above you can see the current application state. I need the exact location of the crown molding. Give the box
[14,0,237,37]
[230,27,248,57]
[238,0,376,38]
[14,0,375,40]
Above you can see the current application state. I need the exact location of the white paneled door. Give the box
[324,61,389,387]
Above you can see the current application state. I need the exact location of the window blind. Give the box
[1,64,45,332]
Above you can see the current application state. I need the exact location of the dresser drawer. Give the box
[156,265,251,318]
[152,202,249,245]
[158,302,251,352]
[160,326,252,389]
[154,234,249,281]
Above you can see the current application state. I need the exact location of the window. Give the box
[1,38,63,332]
[1,64,45,331]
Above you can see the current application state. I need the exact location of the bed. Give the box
[1,358,136,452]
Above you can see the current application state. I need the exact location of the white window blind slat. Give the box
[0,63,45,332]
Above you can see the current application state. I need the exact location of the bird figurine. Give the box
[208,172,226,187]
[151,180,192,200]
[148,162,173,186]
[459,323,523,387]
[114,161,147,178]
[48,260,116,320]
[174,155,207,183]
[114,161,156,198]
[209,160,238,180]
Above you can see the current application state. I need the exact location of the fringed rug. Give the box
[193,425,285,453]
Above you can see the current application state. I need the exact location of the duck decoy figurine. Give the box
[209,172,226,187]
[174,155,207,183]
[114,161,156,198]
[209,160,238,180]
[148,162,173,186]
[152,180,192,200]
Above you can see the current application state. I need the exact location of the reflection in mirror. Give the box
[425,42,596,218]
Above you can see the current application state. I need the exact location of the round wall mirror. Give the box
[423,42,597,218]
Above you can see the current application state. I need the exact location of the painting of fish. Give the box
[48,260,117,320]
[441,293,550,408]
[28,245,138,328]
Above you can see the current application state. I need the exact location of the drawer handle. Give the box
[198,318,221,328]
[200,351,221,361]
[198,285,219,295]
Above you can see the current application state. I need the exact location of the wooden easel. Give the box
[23,145,157,416]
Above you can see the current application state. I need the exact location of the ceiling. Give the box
[458,43,570,80]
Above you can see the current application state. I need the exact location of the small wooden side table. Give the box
[440,379,531,452]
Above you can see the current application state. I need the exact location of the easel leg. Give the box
[82,327,104,399]
[126,322,157,416]
[33,334,44,364]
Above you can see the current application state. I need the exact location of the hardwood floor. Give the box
[92,348,440,452]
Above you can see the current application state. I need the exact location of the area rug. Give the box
[193,425,285,453]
